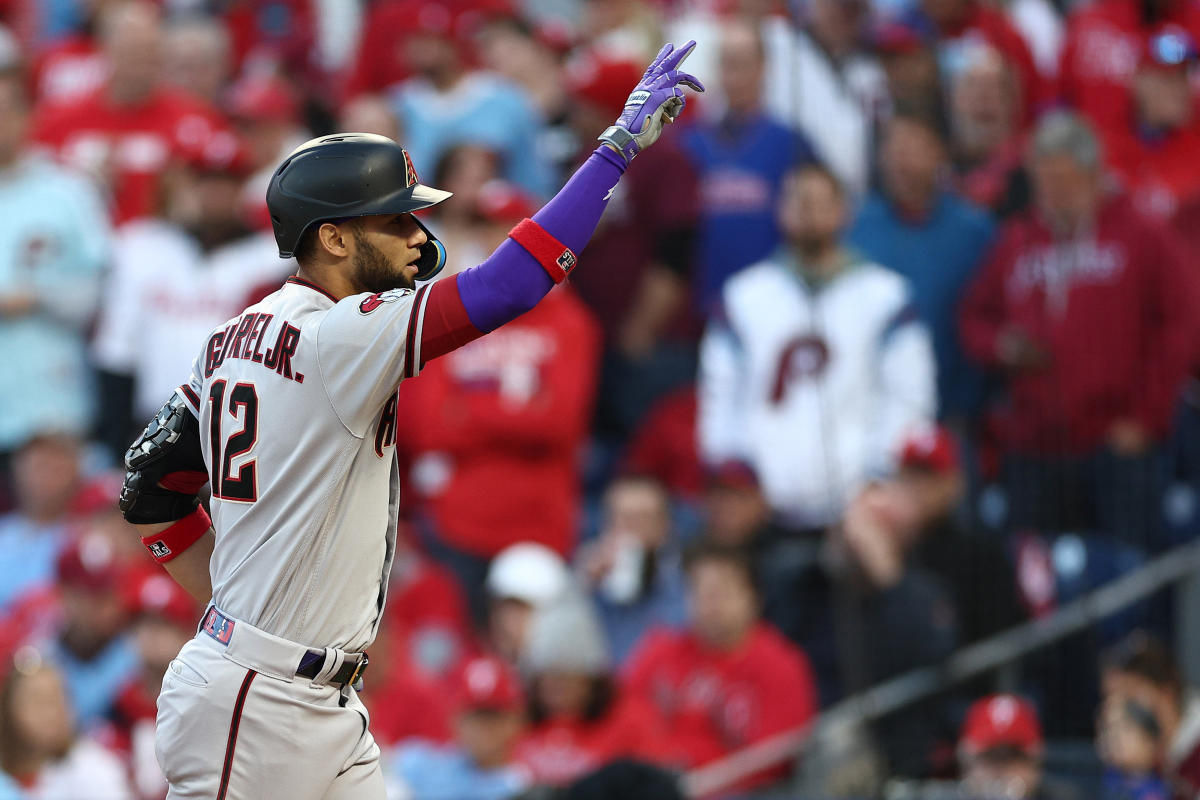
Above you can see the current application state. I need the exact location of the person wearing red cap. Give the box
[106,569,202,800]
[958,694,1074,800]
[1058,0,1200,146]
[45,534,140,730]
[898,424,1025,651]
[31,1,231,226]
[1103,27,1200,222]
[92,126,293,450]
[388,655,531,800]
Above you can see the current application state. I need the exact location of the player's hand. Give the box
[598,40,705,163]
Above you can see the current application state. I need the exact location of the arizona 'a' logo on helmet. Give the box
[403,150,418,188]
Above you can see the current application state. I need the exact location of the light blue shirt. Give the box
[393,74,553,199]
[0,513,68,610]
[0,770,26,800]
[50,634,139,729]
[389,742,529,800]
[0,155,110,450]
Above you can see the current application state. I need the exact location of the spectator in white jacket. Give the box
[699,163,936,531]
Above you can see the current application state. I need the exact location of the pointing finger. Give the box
[660,40,697,72]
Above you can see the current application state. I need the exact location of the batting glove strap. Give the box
[597,126,639,164]
[508,218,578,284]
[141,505,211,563]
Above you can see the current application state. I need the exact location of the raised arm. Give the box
[417,41,705,366]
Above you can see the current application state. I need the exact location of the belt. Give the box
[199,605,369,689]
[297,649,369,688]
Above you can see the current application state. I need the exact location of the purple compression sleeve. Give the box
[455,146,627,333]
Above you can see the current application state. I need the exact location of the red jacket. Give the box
[1104,121,1200,223]
[623,623,819,791]
[33,86,230,225]
[515,694,668,786]
[960,196,1198,454]
[1059,0,1200,140]
[396,288,600,558]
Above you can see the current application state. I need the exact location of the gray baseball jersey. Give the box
[177,276,433,652]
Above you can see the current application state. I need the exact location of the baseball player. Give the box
[116,42,702,800]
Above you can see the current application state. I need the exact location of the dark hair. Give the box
[1102,631,1183,702]
[293,217,363,266]
[682,539,759,596]
[787,161,844,198]
[527,674,616,725]
[886,111,947,149]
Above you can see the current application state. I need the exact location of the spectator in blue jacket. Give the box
[681,19,818,316]
[849,114,994,421]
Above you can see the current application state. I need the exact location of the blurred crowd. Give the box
[1,0,1200,797]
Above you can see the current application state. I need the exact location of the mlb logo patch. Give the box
[557,250,577,273]
[202,607,235,646]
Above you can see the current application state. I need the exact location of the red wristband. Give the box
[508,218,578,284]
[141,506,211,563]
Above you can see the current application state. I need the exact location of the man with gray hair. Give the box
[960,111,1197,549]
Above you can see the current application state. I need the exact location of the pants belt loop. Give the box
[310,647,345,688]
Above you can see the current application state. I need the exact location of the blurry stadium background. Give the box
[2,0,1200,798]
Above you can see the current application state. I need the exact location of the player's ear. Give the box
[316,221,351,259]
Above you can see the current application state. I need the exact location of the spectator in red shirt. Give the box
[1103,27,1200,222]
[32,1,229,225]
[621,387,704,499]
[1058,0,1200,144]
[960,111,1197,549]
[28,4,106,106]
[516,597,666,787]
[624,540,818,792]
[396,191,600,593]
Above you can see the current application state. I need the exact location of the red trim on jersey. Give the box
[179,384,201,410]
[285,276,338,303]
[507,218,577,284]
[403,284,431,379]
[216,669,257,800]
[140,506,211,563]
[421,277,485,363]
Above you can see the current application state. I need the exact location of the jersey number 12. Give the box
[208,379,259,502]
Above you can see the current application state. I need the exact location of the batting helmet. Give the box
[266,133,453,281]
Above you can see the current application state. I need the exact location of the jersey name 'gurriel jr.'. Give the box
[202,311,304,383]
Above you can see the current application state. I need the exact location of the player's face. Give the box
[348,213,429,293]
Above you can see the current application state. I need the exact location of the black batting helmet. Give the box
[266,133,453,281]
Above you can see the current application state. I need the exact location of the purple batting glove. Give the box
[598,40,705,163]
